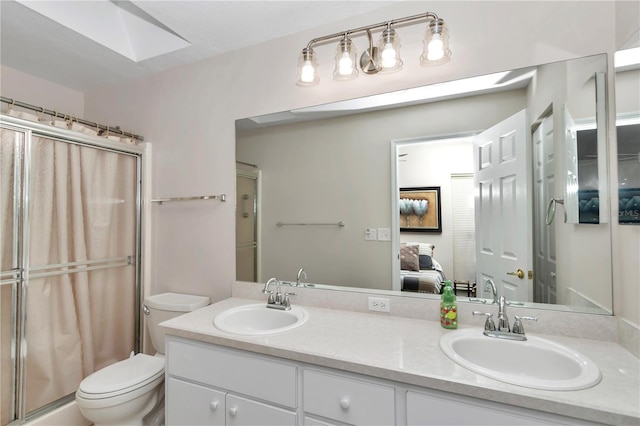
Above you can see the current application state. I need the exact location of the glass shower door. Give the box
[0,126,25,425]
[0,122,141,423]
[23,135,139,416]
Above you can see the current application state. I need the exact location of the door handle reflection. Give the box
[507,269,525,279]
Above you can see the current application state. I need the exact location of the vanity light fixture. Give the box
[295,12,451,86]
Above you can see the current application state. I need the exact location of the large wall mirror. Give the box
[236,53,612,315]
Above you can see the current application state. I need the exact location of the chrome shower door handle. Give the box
[241,194,250,218]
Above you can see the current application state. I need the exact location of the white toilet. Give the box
[75,292,210,426]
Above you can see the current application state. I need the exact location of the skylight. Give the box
[16,0,191,62]
[614,47,640,69]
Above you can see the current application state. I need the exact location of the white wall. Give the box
[613,0,640,327]
[4,2,636,324]
[613,1,640,328]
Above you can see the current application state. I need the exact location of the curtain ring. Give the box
[38,106,45,121]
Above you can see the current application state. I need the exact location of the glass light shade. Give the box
[296,48,319,86]
[420,18,451,66]
[377,28,403,72]
[333,38,358,80]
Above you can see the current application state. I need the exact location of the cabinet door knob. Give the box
[228,406,238,418]
[339,397,350,410]
[210,401,218,411]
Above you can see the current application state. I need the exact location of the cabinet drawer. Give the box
[227,394,297,426]
[167,338,297,408]
[166,377,225,426]
[303,369,395,425]
[406,390,600,426]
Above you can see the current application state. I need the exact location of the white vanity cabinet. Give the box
[165,336,602,426]
[165,337,298,426]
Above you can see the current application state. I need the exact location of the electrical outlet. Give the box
[368,297,390,312]
[377,228,391,241]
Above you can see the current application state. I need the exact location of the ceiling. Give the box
[1,0,399,92]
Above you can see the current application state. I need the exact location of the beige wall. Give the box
[1,65,84,115]
[2,1,638,325]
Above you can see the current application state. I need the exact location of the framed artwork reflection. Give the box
[399,187,442,233]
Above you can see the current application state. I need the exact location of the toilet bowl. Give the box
[75,293,210,426]
[75,354,164,425]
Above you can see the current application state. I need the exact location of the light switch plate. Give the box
[364,228,377,241]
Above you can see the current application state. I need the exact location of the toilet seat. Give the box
[76,354,164,408]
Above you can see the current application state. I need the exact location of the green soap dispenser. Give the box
[440,280,458,329]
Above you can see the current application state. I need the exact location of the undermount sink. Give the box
[213,303,309,335]
[440,328,601,390]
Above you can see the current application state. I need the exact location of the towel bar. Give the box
[277,221,345,227]
[152,194,227,204]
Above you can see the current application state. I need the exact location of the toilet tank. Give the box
[143,292,210,354]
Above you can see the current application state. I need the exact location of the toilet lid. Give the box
[79,354,164,396]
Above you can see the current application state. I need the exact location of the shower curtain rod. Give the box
[1,96,144,141]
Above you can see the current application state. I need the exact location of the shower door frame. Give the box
[0,115,147,424]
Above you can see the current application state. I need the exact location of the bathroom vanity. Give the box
[161,298,640,425]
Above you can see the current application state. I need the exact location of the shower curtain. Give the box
[1,116,140,422]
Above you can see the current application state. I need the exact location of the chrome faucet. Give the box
[262,277,279,304]
[262,277,295,310]
[497,295,510,332]
[473,295,537,341]
[296,268,308,287]
[484,278,498,304]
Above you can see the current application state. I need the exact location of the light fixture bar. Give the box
[304,12,438,49]
[296,11,450,86]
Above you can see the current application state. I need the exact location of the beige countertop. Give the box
[161,297,640,425]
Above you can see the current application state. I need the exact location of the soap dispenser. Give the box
[440,280,458,329]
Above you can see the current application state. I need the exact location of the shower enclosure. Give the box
[236,169,259,282]
[0,116,143,424]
